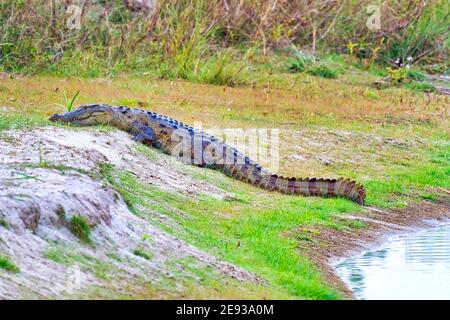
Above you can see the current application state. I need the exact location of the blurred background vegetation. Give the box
[0,0,448,83]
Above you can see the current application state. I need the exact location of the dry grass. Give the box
[1,72,448,129]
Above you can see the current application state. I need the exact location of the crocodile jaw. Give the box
[49,104,114,126]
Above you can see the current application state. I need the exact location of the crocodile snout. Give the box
[49,113,62,122]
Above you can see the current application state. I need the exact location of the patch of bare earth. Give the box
[0,127,258,299]
[293,200,450,298]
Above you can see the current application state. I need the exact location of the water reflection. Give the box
[335,224,450,300]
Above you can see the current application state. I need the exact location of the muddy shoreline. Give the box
[297,197,450,299]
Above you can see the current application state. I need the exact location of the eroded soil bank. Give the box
[295,199,450,298]
[0,127,261,299]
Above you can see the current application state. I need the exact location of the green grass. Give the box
[44,245,110,280]
[70,215,93,246]
[0,112,47,131]
[45,246,89,265]
[404,81,436,93]
[356,146,449,208]
[133,248,153,261]
[0,255,20,273]
[287,51,315,73]
[307,64,338,79]
[100,163,361,299]
[287,53,339,79]
[0,217,9,229]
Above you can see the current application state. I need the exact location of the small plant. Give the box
[420,193,436,201]
[70,215,93,245]
[133,248,153,261]
[142,234,151,241]
[346,41,359,56]
[0,255,20,273]
[0,217,9,229]
[364,89,379,100]
[38,143,49,168]
[307,64,338,79]
[57,90,80,112]
[387,66,408,84]
[288,51,314,73]
[197,51,247,87]
[368,44,383,67]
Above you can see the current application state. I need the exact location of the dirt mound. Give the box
[0,127,257,299]
[1,127,228,198]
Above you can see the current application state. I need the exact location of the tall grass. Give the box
[1,0,448,80]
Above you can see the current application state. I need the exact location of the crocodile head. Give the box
[49,104,114,126]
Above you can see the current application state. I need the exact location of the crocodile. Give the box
[49,104,366,204]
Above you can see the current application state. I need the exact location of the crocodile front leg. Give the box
[130,122,156,146]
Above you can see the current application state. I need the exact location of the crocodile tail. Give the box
[220,157,365,204]
[255,174,366,205]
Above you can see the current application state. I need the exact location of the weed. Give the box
[288,51,314,73]
[133,248,153,261]
[307,64,338,79]
[364,89,379,100]
[196,51,248,87]
[70,215,93,245]
[38,143,49,168]
[387,67,408,84]
[420,193,437,201]
[346,41,359,56]
[63,90,80,112]
[0,217,9,229]
[0,255,20,273]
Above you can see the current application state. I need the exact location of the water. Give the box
[335,224,450,300]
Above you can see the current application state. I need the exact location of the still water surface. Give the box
[335,224,450,300]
